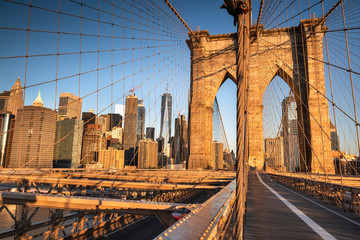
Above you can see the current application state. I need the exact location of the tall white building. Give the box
[282,96,299,172]
[160,93,172,139]
[137,99,145,143]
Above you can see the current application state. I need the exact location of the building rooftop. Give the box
[32,91,44,107]
[0,91,10,97]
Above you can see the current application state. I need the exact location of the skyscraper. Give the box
[108,113,122,129]
[160,93,172,139]
[282,96,298,136]
[330,121,339,151]
[180,115,188,163]
[146,127,155,141]
[0,77,23,117]
[9,91,57,168]
[82,111,96,130]
[53,119,83,168]
[58,93,82,120]
[172,115,188,164]
[172,117,181,163]
[137,99,145,142]
[99,114,111,132]
[0,113,15,167]
[282,95,299,172]
[124,94,138,150]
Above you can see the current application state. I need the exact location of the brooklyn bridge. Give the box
[0,0,359,239]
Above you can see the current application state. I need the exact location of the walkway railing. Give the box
[268,172,360,215]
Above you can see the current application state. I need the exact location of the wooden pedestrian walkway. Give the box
[244,171,360,240]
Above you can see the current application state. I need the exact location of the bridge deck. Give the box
[245,171,360,240]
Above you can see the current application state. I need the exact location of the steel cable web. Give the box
[0,1,193,237]
[0,0,190,170]
[258,0,360,179]
[252,4,360,229]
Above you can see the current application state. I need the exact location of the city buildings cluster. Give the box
[264,96,299,172]
[264,95,359,175]
[0,78,193,170]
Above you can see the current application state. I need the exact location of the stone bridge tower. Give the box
[187,19,335,174]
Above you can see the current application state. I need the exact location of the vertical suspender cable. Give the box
[340,1,360,162]
[221,0,251,238]
[321,0,343,186]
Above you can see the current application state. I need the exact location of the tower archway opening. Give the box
[262,75,301,173]
[212,78,236,170]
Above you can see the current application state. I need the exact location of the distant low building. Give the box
[82,111,96,129]
[106,127,123,144]
[212,141,223,170]
[223,150,233,170]
[53,119,83,168]
[95,116,107,135]
[164,142,171,157]
[158,152,168,168]
[81,124,102,165]
[98,148,124,169]
[57,92,82,120]
[146,127,155,141]
[138,139,158,169]
[264,137,284,170]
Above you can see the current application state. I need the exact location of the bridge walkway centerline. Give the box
[244,171,360,240]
